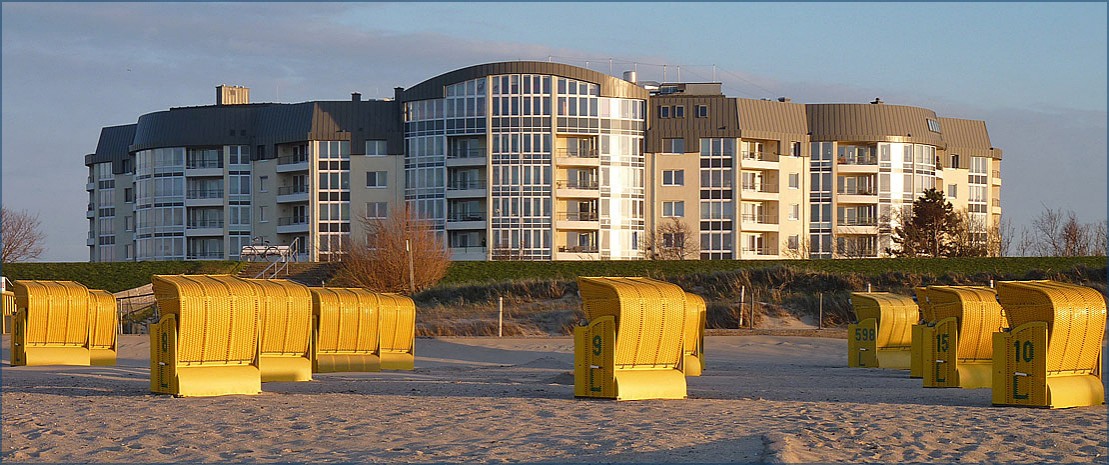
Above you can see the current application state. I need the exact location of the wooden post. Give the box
[818,292,824,330]
[498,297,504,337]
[739,286,745,329]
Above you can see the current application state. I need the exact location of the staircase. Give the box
[237,262,340,287]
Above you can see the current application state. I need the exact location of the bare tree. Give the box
[1030,205,1064,256]
[1016,227,1035,257]
[779,235,811,259]
[331,207,449,294]
[1094,221,1108,256]
[992,216,1015,257]
[1,207,45,263]
[1061,213,1092,257]
[1030,206,1100,256]
[641,218,699,260]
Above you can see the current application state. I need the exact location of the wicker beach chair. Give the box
[920,286,1005,389]
[848,292,917,369]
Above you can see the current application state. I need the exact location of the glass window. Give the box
[659,105,670,118]
[948,184,958,198]
[789,173,799,189]
[366,171,388,188]
[674,105,685,118]
[662,201,685,217]
[662,138,685,154]
[662,170,684,186]
[365,140,388,156]
[696,105,708,118]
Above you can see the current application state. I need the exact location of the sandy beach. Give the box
[2,333,1105,463]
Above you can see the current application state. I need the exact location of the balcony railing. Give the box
[741,247,777,256]
[278,185,308,195]
[992,170,1001,178]
[557,211,599,221]
[186,160,223,169]
[740,214,778,225]
[447,179,487,190]
[741,151,776,162]
[447,212,486,222]
[837,188,877,196]
[559,245,599,253]
[838,218,878,226]
[447,148,487,159]
[556,179,599,189]
[741,184,778,194]
[836,156,878,166]
[278,216,308,226]
[186,188,224,199]
[278,154,309,165]
[187,219,225,229]
[555,148,599,158]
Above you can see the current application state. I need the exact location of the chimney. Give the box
[777,97,792,103]
[622,70,638,84]
[871,97,884,104]
[394,87,405,101]
[351,92,362,102]
[216,85,250,105]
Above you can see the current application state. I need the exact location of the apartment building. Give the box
[86,61,1001,262]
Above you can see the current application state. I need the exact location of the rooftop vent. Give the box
[871,97,884,104]
[216,85,250,105]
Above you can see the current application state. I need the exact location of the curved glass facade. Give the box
[404,73,645,260]
[134,147,186,260]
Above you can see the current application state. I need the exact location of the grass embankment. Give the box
[1,261,243,293]
[418,257,1107,336]
[2,257,1104,336]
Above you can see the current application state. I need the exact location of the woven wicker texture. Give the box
[151,275,260,365]
[850,292,917,349]
[310,288,380,355]
[926,286,1004,361]
[998,280,1105,374]
[578,277,685,369]
[378,293,416,357]
[86,290,118,351]
[12,280,90,347]
[682,292,706,376]
[241,278,312,357]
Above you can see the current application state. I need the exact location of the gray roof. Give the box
[400,61,649,102]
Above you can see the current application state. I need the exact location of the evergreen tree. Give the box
[890,188,964,257]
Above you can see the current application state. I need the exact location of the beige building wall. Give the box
[646,149,702,258]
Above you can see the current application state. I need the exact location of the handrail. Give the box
[250,237,300,279]
[277,185,308,195]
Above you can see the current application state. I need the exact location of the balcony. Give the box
[186,219,224,237]
[555,211,600,230]
[445,179,488,199]
[449,246,488,261]
[277,185,309,203]
[741,151,779,171]
[836,189,878,204]
[740,247,779,259]
[836,155,879,173]
[836,218,879,235]
[992,171,1002,186]
[185,188,224,207]
[739,184,778,201]
[555,245,601,260]
[555,179,600,198]
[555,148,601,167]
[186,250,225,260]
[277,216,309,234]
[445,148,487,167]
[86,203,95,218]
[446,211,487,230]
[277,154,310,173]
[740,213,778,232]
[86,181,96,191]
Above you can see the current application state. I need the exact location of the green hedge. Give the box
[441,256,1107,285]
[1,261,244,293]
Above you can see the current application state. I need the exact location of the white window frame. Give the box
[366,171,388,188]
[662,201,685,217]
[662,170,684,186]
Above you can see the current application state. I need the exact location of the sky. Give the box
[2,2,1106,262]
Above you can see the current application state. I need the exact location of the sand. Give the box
[2,333,1105,463]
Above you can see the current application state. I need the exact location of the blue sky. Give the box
[2,2,1106,261]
